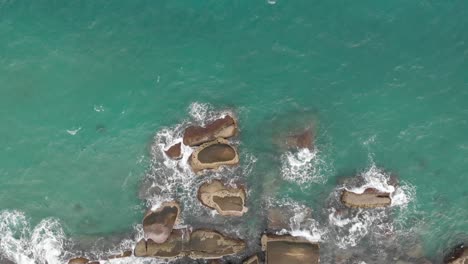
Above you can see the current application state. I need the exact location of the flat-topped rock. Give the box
[341,188,392,208]
[183,115,238,146]
[190,138,239,173]
[197,179,247,216]
[445,244,467,264]
[68,257,89,264]
[261,234,319,264]
[262,234,319,264]
[164,142,182,160]
[135,229,189,258]
[188,229,246,259]
[143,201,180,243]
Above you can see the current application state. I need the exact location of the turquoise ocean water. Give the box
[0,1,467,263]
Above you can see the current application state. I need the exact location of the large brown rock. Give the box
[135,229,189,258]
[68,257,89,264]
[143,201,180,243]
[261,234,319,264]
[445,244,467,264]
[187,229,246,259]
[164,142,182,160]
[183,115,238,146]
[197,179,247,216]
[190,138,239,173]
[341,188,392,208]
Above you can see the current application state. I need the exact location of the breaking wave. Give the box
[280,148,329,186]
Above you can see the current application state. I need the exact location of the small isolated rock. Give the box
[243,255,260,264]
[197,179,247,216]
[183,115,238,146]
[261,234,319,264]
[68,257,89,264]
[190,138,239,173]
[164,142,182,160]
[143,201,180,243]
[135,229,190,258]
[444,243,467,264]
[188,229,246,259]
[341,188,392,208]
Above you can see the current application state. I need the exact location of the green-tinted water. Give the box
[1,1,467,263]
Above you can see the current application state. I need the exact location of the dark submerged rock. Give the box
[444,243,467,264]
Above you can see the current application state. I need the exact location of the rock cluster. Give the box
[261,234,320,264]
[197,179,247,216]
[134,229,245,260]
[341,188,392,208]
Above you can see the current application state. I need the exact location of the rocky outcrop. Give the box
[197,179,247,216]
[243,255,260,264]
[183,115,238,146]
[134,229,245,260]
[261,234,319,264]
[164,142,182,160]
[341,188,392,208]
[190,138,239,173]
[135,229,189,258]
[68,258,90,264]
[143,201,180,243]
[444,244,467,264]
[188,229,246,259]
[284,129,314,149]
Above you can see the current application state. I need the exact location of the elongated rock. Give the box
[261,234,319,264]
[188,229,246,259]
[341,188,392,208]
[190,138,239,173]
[135,229,189,258]
[183,115,238,146]
[68,258,89,264]
[197,179,247,216]
[143,201,180,243]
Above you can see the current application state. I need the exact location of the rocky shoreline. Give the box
[66,111,465,264]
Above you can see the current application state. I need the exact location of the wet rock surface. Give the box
[183,115,237,146]
[341,188,392,208]
[445,243,467,264]
[197,179,247,216]
[243,255,260,264]
[143,201,180,243]
[68,257,90,264]
[165,142,182,160]
[135,229,189,258]
[261,234,319,264]
[190,138,239,173]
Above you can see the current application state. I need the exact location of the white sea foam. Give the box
[280,148,327,185]
[188,102,210,124]
[66,127,81,136]
[0,210,67,264]
[93,105,104,112]
[270,199,327,242]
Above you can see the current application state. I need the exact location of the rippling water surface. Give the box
[1,1,467,263]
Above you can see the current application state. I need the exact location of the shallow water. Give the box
[1,1,467,263]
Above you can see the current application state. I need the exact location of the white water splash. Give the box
[188,102,210,124]
[66,127,81,136]
[93,105,104,112]
[280,148,327,185]
[0,210,66,264]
